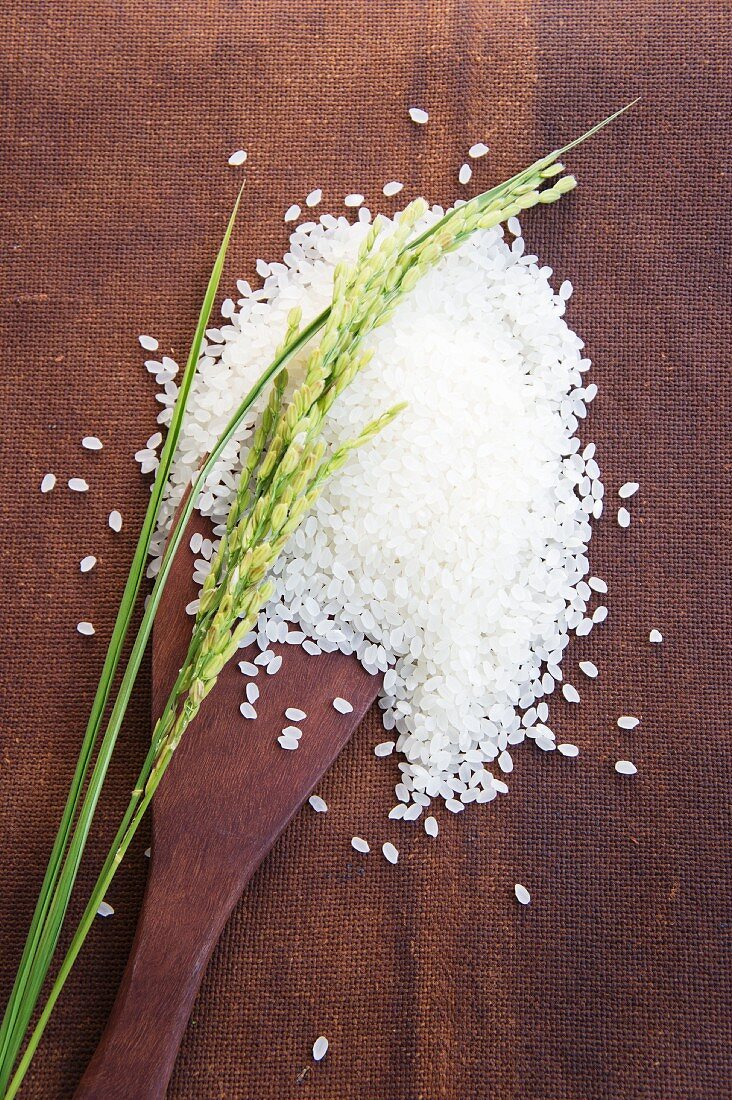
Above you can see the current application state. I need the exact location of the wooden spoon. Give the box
[75,514,381,1098]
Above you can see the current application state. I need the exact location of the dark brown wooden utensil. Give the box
[75,515,380,1099]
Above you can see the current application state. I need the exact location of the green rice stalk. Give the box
[1,102,636,1098]
[0,188,244,1093]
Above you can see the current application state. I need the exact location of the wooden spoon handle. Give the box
[74,643,379,1100]
[74,835,242,1099]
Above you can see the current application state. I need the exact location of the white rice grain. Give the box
[562,683,580,704]
[40,473,56,493]
[408,107,429,124]
[514,883,531,905]
[615,759,637,775]
[285,707,307,721]
[80,555,97,573]
[312,1036,329,1062]
[618,481,639,498]
[382,181,404,197]
[351,836,370,853]
[468,142,489,158]
[228,149,247,166]
[382,841,399,864]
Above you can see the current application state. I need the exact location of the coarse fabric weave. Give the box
[1,2,730,1098]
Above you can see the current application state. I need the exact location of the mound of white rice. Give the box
[145,204,604,817]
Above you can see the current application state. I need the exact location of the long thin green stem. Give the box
[0,189,244,1090]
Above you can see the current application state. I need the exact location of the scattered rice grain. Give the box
[514,883,531,905]
[408,107,429,124]
[562,683,580,704]
[615,759,637,775]
[312,1036,329,1062]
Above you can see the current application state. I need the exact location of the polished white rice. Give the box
[312,1036,329,1061]
[615,759,637,775]
[148,203,604,816]
[514,883,530,905]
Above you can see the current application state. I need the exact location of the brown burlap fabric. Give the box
[1,2,730,1097]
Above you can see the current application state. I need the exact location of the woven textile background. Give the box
[1,2,730,1098]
